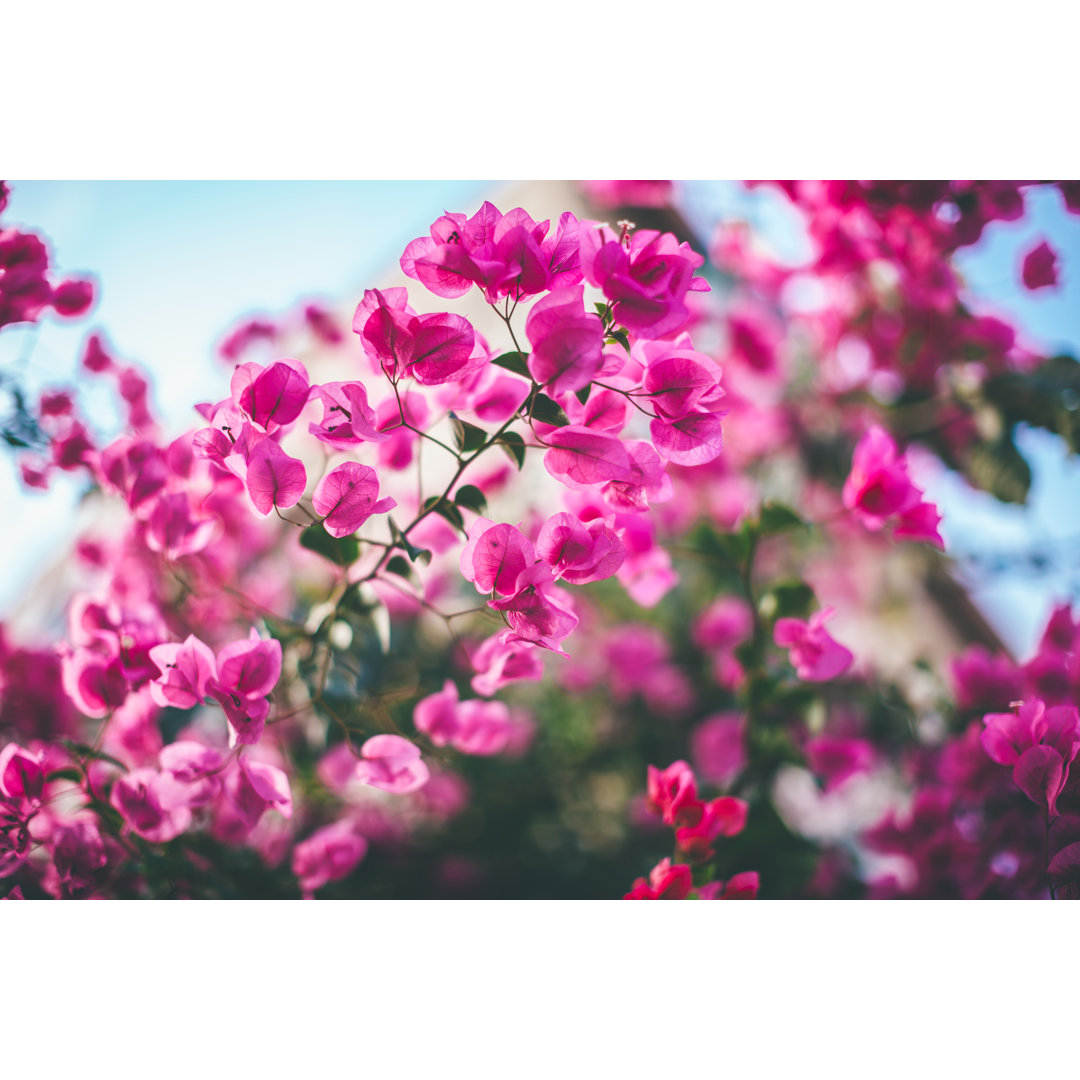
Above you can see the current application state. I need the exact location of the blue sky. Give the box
[2,180,1078,655]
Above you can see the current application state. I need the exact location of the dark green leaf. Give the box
[605,328,631,354]
[46,767,85,784]
[453,484,487,513]
[490,351,532,380]
[423,495,465,532]
[448,412,488,453]
[757,501,806,536]
[767,579,817,620]
[385,555,415,580]
[389,516,432,564]
[965,437,1032,504]
[495,430,527,469]
[529,393,570,427]
[58,740,128,771]
[574,386,591,407]
[300,523,360,566]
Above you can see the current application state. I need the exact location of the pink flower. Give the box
[981,700,1080,817]
[697,871,760,900]
[308,381,387,449]
[842,425,944,548]
[543,426,633,488]
[459,519,535,596]
[292,820,367,897]
[581,225,709,338]
[675,796,749,860]
[157,741,225,810]
[805,736,875,791]
[312,462,396,538]
[0,743,44,805]
[646,761,699,826]
[691,713,747,787]
[524,285,603,396]
[400,203,583,304]
[235,358,311,430]
[225,757,293,833]
[774,608,854,682]
[469,635,544,697]
[536,512,625,584]
[228,432,307,516]
[354,734,429,794]
[413,681,461,746]
[207,630,282,745]
[1021,240,1059,290]
[110,769,193,843]
[149,635,217,710]
[624,858,694,900]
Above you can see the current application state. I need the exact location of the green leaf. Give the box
[605,328,631,354]
[529,393,570,427]
[46,767,85,784]
[757,501,806,536]
[574,386,592,407]
[389,516,432,564]
[495,430,527,469]
[766,579,817,620]
[58,740,128,771]
[385,555,415,580]
[448,412,488,453]
[490,351,532,380]
[299,523,360,567]
[965,437,1032,504]
[423,495,465,532]
[453,484,487,514]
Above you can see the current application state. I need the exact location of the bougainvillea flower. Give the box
[0,743,44,804]
[981,700,1080,816]
[536,512,625,584]
[805,735,875,791]
[229,433,307,515]
[543,425,634,488]
[623,858,694,900]
[292,820,368,898]
[460,519,535,596]
[691,713,748,787]
[225,757,293,833]
[157,741,226,810]
[524,285,603,396]
[675,796,749,860]
[400,203,582,304]
[206,630,282,745]
[355,287,481,385]
[110,769,193,843]
[312,462,396,538]
[649,410,725,466]
[354,734,430,794]
[1021,240,1059,290]
[490,577,578,654]
[149,635,217,710]
[469,635,545,697]
[697,871,760,900]
[774,608,854,682]
[640,340,723,421]
[580,225,709,338]
[308,381,388,448]
[145,493,217,560]
[842,425,943,548]
[413,680,462,746]
[646,761,699,826]
[236,358,311,430]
